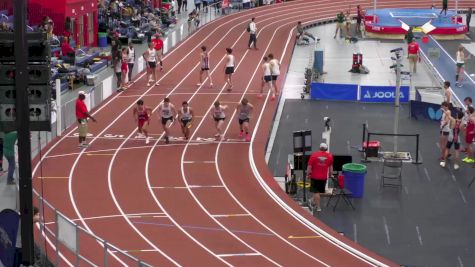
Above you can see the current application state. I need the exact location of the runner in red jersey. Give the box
[133,99,152,144]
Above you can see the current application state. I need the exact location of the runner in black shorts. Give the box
[224,48,235,91]
[178,101,194,140]
[236,98,254,142]
[197,46,213,87]
[158,98,177,144]
[211,100,227,140]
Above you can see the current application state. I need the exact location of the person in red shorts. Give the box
[152,34,164,71]
[133,99,152,144]
[306,143,333,212]
[407,39,420,74]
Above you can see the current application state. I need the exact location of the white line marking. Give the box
[217,253,261,257]
[458,187,467,204]
[151,186,188,189]
[383,216,391,245]
[212,214,250,218]
[424,168,432,182]
[415,226,423,246]
[353,223,358,243]
[458,256,464,267]
[183,161,216,164]
[404,186,409,195]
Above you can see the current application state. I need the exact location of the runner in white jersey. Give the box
[197,45,213,88]
[143,42,159,87]
[157,97,177,144]
[268,53,281,96]
[178,101,194,140]
[236,98,254,142]
[260,56,274,99]
[211,100,228,140]
[224,48,235,92]
[439,101,451,160]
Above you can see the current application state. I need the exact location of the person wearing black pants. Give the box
[248,17,257,49]
[177,0,183,14]
[467,8,472,32]
[440,0,448,16]
[183,0,188,12]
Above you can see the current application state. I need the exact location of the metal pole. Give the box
[394,54,401,154]
[14,0,35,264]
[361,123,366,152]
[301,131,307,204]
[415,134,420,164]
[55,79,62,136]
[55,211,60,267]
[76,225,80,266]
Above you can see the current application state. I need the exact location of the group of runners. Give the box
[127,36,281,144]
[439,92,475,170]
[132,96,255,144]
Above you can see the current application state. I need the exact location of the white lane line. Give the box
[111,249,159,253]
[44,213,168,224]
[458,187,467,204]
[151,186,188,189]
[353,223,358,243]
[423,167,432,182]
[383,216,391,245]
[403,186,409,195]
[189,185,225,188]
[217,253,261,257]
[212,214,250,218]
[415,226,423,246]
[458,256,464,267]
[183,161,216,164]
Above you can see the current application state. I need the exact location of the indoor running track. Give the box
[32,0,465,266]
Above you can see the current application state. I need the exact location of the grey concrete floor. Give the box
[268,100,475,267]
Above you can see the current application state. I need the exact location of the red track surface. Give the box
[33,1,472,266]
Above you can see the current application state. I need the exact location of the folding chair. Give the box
[381,158,403,188]
[326,176,355,211]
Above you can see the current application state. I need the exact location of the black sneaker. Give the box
[165,136,169,144]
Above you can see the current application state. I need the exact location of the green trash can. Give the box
[342,163,367,198]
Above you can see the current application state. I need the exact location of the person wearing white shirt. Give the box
[248,17,257,49]
[268,53,280,96]
[127,42,135,83]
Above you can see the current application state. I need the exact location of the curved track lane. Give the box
[33,1,472,266]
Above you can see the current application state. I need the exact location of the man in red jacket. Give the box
[75,91,96,148]
[307,143,333,212]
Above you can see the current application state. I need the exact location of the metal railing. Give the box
[33,191,153,267]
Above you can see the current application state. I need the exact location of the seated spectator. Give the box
[61,37,75,58]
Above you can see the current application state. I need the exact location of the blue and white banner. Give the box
[0,209,20,267]
[310,83,358,101]
[360,85,410,103]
